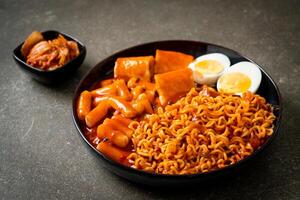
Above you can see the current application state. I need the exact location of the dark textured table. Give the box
[1,0,299,199]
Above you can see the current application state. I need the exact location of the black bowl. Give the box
[72,40,282,186]
[13,30,86,84]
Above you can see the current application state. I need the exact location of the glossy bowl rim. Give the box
[13,30,87,73]
[72,40,282,179]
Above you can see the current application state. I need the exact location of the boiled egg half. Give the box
[188,53,231,85]
[217,61,262,95]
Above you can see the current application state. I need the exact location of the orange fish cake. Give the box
[154,50,194,74]
[114,56,154,81]
[154,68,194,105]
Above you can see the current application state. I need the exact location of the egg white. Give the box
[188,53,231,85]
[216,61,262,95]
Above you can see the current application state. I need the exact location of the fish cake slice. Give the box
[155,68,194,106]
[114,56,154,81]
[154,50,194,74]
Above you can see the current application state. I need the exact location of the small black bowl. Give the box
[72,40,282,186]
[13,30,86,84]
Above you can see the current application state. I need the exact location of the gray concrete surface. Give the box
[0,0,299,199]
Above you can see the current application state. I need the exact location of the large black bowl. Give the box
[13,30,86,84]
[72,40,282,186]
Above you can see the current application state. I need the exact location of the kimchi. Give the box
[22,32,80,70]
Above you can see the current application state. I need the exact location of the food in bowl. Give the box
[21,31,80,70]
[76,49,276,175]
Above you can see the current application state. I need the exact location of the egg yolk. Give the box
[218,72,251,93]
[195,60,224,74]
